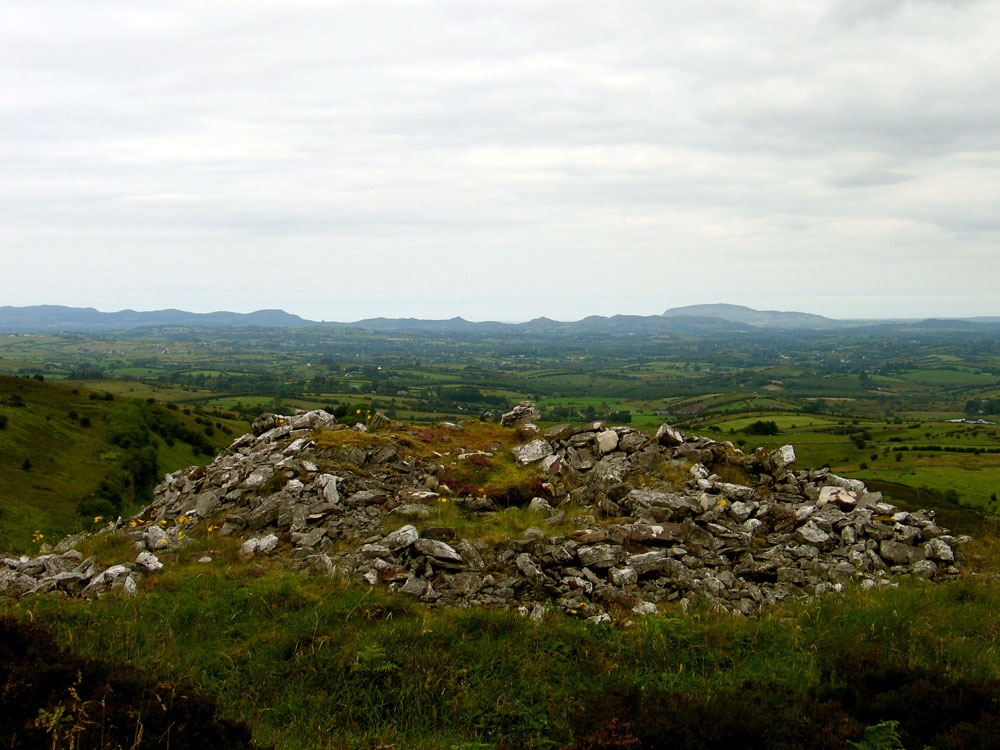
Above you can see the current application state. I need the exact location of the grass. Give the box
[0,375,247,551]
[6,549,1000,749]
[854,464,1000,509]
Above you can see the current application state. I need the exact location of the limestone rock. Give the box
[414,539,464,564]
[595,430,619,455]
[135,551,163,572]
[501,401,541,426]
[384,524,420,550]
[512,439,554,466]
[655,423,685,446]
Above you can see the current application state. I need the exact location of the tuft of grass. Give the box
[312,429,393,451]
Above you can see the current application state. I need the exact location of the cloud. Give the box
[1,0,998,320]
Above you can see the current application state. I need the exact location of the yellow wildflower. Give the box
[93,516,103,523]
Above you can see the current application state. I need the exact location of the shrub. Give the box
[745,420,779,436]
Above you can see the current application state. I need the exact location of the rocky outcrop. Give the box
[1,406,969,622]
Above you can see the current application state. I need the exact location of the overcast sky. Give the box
[2,0,998,322]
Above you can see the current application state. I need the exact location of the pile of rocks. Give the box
[0,545,163,599]
[0,405,968,620]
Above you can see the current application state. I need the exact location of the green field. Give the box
[899,369,999,386]
[855,464,1000,510]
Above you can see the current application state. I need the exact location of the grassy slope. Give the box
[0,376,120,546]
[0,375,247,551]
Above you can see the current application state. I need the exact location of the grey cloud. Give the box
[1,1,999,319]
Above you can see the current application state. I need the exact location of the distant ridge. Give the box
[1,304,998,334]
[0,305,312,332]
[661,303,841,329]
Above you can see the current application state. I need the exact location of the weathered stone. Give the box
[528,497,554,514]
[516,553,548,585]
[676,443,712,464]
[772,444,796,475]
[384,525,420,550]
[317,474,341,504]
[540,454,563,475]
[655,423,685,446]
[624,489,701,518]
[517,422,540,438]
[135,551,162,572]
[924,537,955,562]
[346,490,387,506]
[7,410,965,619]
[241,534,279,557]
[626,523,685,545]
[543,423,574,440]
[618,432,647,453]
[243,467,274,489]
[912,559,939,578]
[727,501,753,523]
[144,526,170,551]
[295,527,326,548]
[400,575,428,596]
[501,401,541,426]
[455,540,485,569]
[414,539,464,564]
[795,521,830,546]
[595,430,619,455]
[609,566,637,587]
[577,544,624,568]
[512,439,554,466]
[251,413,283,436]
[826,475,867,493]
[397,489,439,502]
[818,486,861,510]
[879,540,925,565]
[716,483,757,503]
[193,490,221,517]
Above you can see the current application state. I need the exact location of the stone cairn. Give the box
[0,404,967,622]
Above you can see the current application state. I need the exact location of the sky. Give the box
[2,0,999,322]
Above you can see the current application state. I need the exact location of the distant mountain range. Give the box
[0,306,312,332]
[0,304,998,334]
[662,303,839,329]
